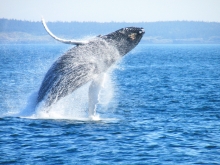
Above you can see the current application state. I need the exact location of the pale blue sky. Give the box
[1,0,220,22]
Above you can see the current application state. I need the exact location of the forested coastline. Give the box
[1,18,220,44]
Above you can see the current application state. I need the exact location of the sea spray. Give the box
[34,82,90,119]
[19,69,116,120]
[18,92,38,117]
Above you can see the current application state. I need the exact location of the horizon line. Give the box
[0,18,220,24]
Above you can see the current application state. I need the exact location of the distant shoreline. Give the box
[1,19,220,44]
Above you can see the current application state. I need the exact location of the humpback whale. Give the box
[37,18,145,116]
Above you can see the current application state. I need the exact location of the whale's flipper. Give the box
[88,74,104,116]
[41,18,88,45]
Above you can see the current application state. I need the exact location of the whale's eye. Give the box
[128,33,137,40]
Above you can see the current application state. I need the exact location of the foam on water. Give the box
[18,70,116,121]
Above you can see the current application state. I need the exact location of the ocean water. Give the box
[0,44,220,164]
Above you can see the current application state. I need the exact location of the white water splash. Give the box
[19,70,115,121]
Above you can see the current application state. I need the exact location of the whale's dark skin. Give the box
[37,27,145,107]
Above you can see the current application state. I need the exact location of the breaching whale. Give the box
[37,18,145,116]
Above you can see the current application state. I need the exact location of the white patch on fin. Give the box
[41,17,88,45]
[88,74,104,117]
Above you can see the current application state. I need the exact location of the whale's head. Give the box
[102,27,145,56]
[41,18,144,55]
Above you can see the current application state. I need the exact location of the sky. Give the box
[0,0,220,22]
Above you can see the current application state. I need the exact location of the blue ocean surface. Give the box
[0,44,220,164]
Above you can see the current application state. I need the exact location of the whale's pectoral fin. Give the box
[41,17,88,45]
[88,74,104,116]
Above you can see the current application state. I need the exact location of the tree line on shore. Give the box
[0,18,220,44]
